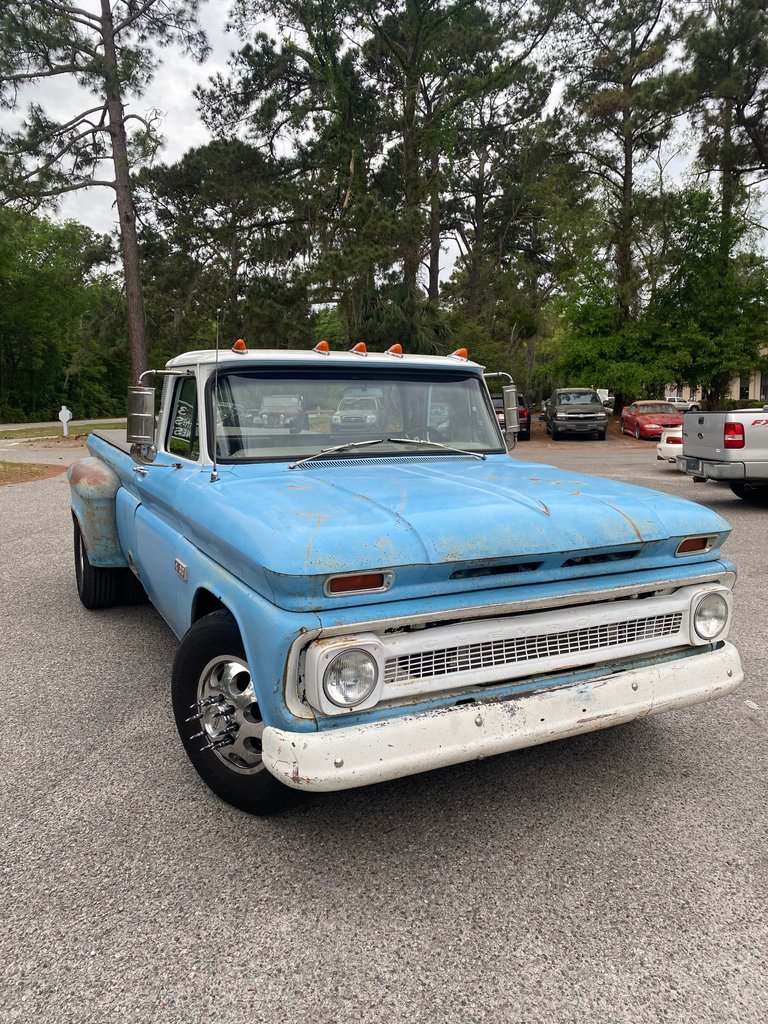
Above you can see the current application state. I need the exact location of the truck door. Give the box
[131,374,202,637]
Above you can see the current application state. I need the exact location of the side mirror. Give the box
[127,386,155,444]
[502,384,519,436]
[127,386,157,463]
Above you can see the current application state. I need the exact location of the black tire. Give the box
[518,431,530,442]
[689,404,700,412]
[74,516,148,609]
[635,425,642,440]
[597,430,607,441]
[172,610,294,816]
[74,517,121,609]
[729,482,768,505]
[122,570,149,605]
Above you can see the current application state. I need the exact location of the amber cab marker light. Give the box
[313,339,330,354]
[350,342,367,355]
[676,536,714,555]
[450,347,469,360]
[386,343,404,357]
[327,572,386,594]
[232,338,248,353]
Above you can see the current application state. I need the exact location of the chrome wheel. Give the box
[192,656,265,774]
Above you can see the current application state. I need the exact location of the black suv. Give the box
[544,388,609,441]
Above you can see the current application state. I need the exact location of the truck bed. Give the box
[680,408,768,482]
[90,428,132,454]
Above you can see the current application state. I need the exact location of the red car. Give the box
[621,401,683,440]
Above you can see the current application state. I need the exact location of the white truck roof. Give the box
[166,348,485,372]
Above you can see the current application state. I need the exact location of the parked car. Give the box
[621,401,683,440]
[259,394,305,429]
[331,395,385,432]
[492,395,530,440]
[544,388,609,440]
[656,426,683,462]
[664,396,701,412]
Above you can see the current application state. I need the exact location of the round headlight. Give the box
[693,592,729,640]
[323,649,378,707]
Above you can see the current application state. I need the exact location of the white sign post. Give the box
[59,405,73,437]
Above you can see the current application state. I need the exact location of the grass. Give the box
[0,421,125,440]
[0,461,66,487]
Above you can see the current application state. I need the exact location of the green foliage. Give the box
[547,187,768,409]
[0,209,126,420]
[312,308,347,347]
[644,188,768,406]
[1,0,767,422]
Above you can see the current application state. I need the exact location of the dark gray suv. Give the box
[545,388,609,441]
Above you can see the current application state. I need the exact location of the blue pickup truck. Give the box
[68,342,743,815]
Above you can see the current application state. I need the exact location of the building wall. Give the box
[668,348,768,402]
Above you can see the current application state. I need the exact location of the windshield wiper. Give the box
[387,437,486,460]
[289,438,386,470]
[288,435,487,470]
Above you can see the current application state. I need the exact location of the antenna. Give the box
[210,311,221,483]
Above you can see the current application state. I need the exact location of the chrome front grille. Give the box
[384,612,683,685]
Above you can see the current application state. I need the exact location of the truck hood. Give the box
[181,455,731,608]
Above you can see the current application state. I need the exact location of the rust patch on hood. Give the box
[296,511,332,562]
[589,499,645,542]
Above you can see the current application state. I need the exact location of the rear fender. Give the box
[67,457,128,567]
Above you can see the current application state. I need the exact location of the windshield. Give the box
[637,403,678,415]
[556,391,601,405]
[208,369,502,461]
[339,397,378,410]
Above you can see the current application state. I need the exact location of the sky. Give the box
[3,1,240,235]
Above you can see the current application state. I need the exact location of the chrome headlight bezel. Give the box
[304,634,383,715]
[691,590,731,643]
[323,649,379,708]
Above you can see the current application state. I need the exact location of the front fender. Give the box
[67,457,128,567]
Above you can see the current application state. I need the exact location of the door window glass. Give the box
[167,376,200,459]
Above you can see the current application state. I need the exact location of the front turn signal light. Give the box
[676,536,716,555]
[325,571,393,595]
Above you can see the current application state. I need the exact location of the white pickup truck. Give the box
[677,407,768,503]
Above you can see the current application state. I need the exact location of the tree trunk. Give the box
[427,149,440,302]
[616,85,634,323]
[719,99,736,273]
[467,146,487,321]
[402,73,420,300]
[101,0,148,381]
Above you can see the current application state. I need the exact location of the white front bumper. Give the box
[262,643,742,792]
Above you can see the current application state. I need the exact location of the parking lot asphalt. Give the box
[1,435,765,1024]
